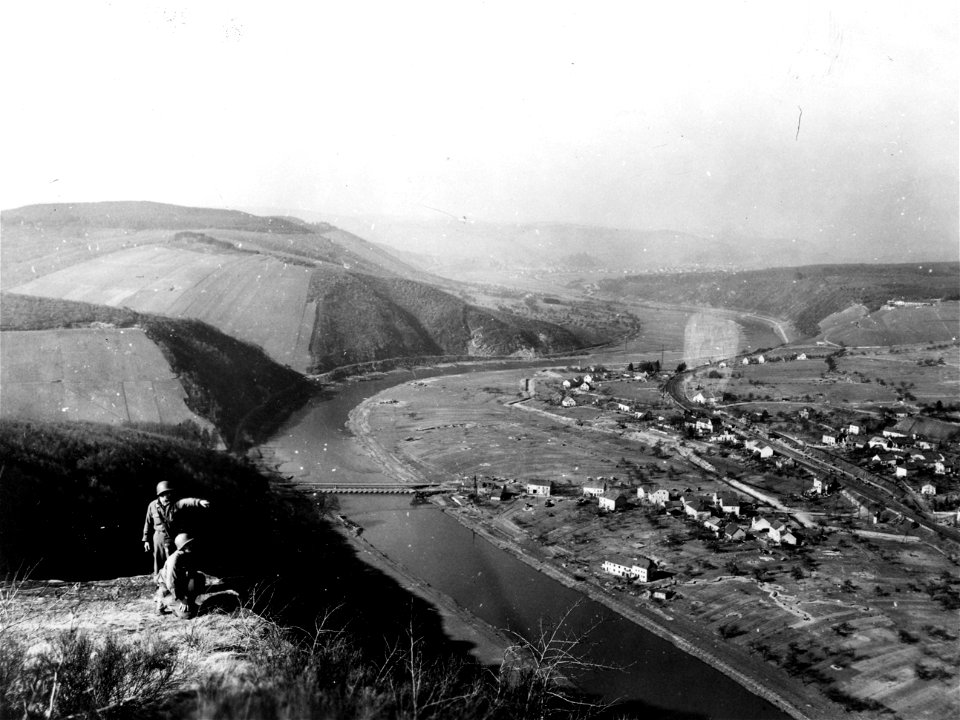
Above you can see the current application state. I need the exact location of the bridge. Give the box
[273,481,444,495]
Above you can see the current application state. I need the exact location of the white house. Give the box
[649,488,670,506]
[715,492,741,516]
[703,516,723,534]
[796,353,807,360]
[822,434,837,446]
[921,483,937,496]
[602,557,656,582]
[750,515,773,533]
[811,478,824,495]
[561,396,576,408]
[617,402,631,413]
[933,461,947,475]
[582,480,606,497]
[883,429,908,439]
[847,424,861,435]
[894,466,908,478]
[718,361,728,368]
[599,491,628,512]
[526,481,552,496]
[757,445,774,459]
[741,357,751,365]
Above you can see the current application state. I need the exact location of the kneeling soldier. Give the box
[156,533,206,619]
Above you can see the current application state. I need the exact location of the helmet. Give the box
[174,533,193,550]
[156,481,173,496]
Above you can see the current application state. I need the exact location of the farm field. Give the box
[7,245,317,371]
[0,328,211,429]
[690,346,960,410]
[354,368,960,720]
[820,302,960,347]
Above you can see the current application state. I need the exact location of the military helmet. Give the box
[156,480,173,496]
[174,533,193,550]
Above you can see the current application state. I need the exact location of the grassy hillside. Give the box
[599,263,960,337]
[306,271,584,372]
[0,293,312,449]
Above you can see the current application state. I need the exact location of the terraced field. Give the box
[0,328,210,428]
[8,245,316,371]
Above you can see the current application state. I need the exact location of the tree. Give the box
[676,362,687,373]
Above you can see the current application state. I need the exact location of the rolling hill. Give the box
[597,263,960,341]
[1,202,589,375]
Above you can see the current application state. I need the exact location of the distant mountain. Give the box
[319,213,958,279]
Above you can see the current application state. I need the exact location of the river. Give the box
[266,364,790,719]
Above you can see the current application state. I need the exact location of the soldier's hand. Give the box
[200,500,210,508]
[143,541,151,552]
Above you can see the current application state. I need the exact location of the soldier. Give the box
[156,533,206,618]
[142,481,209,583]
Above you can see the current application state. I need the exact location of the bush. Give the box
[0,629,179,719]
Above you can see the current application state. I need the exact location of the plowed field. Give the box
[0,328,210,428]
[8,246,316,371]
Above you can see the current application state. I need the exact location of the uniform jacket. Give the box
[142,497,205,549]
[160,548,201,603]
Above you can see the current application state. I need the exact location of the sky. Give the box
[2,1,957,255]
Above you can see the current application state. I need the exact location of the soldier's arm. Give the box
[143,503,154,543]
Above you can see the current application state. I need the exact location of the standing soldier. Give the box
[143,481,210,583]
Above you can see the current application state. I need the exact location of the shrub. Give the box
[0,629,179,718]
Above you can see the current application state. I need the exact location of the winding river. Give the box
[266,364,790,719]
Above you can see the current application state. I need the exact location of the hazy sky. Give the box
[3,1,957,252]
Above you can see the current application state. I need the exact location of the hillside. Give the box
[2,202,590,373]
[306,269,584,372]
[0,293,312,450]
[597,263,960,339]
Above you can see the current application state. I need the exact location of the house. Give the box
[848,424,861,435]
[921,483,937,496]
[649,487,670,506]
[757,445,774,459]
[601,557,637,579]
[796,353,807,360]
[894,466,908,478]
[525,481,552,497]
[798,407,811,420]
[715,493,741,516]
[617,402,631,413]
[933,461,946,475]
[741,357,751,365]
[723,522,746,541]
[868,436,889,449]
[780,530,799,546]
[683,500,713,522]
[664,499,685,515]
[582,480,607,498]
[599,491,628,512]
[822,434,837,446]
[718,361,728,368]
[703,516,724,534]
[602,556,656,582]
[811,478,824,495]
[691,391,707,405]
[750,515,773,533]
[561,396,576,408]
[883,429,908,439]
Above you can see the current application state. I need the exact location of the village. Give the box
[363,346,960,717]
